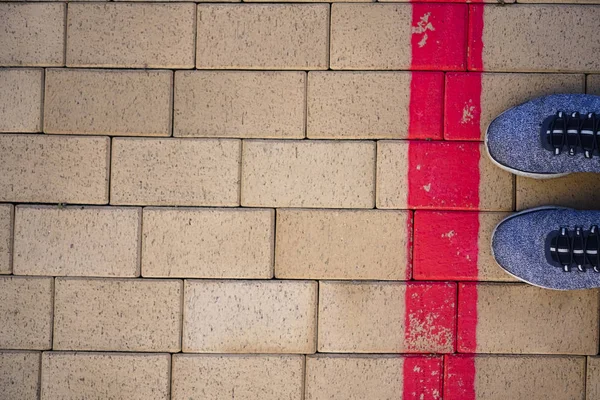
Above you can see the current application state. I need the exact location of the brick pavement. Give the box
[0,1,599,399]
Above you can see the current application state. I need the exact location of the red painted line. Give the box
[402,356,444,400]
[410,4,468,71]
[444,73,483,141]
[457,283,478,353]
[407,141,481,210]
[404,282,457,354]
[443,355,477,400]
[413,211,480,280]
[408,72,444,140]
[468,5,485,71]
[405,211,414,280]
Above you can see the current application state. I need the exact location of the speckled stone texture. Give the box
[183,280,317,353]
[40,352,170,400]
[174,71,305,138]
[13,206,141,277]
[517,174,600,210]
[242,140,376,208]
[305,355,405,400]
[172,354,304,400]
[0,276,53,350]
[0,351,41,400]
[308,72,413,139]
[0,205,13,274]
[477,5,600,72]
[44,69,172,136]
[0,3,65,66]
[486,94,600,175]
[196,4,329,69]
[53,278,182,352]
[110,138,241,206]
[0,69,43,132]
[0,134,110,204]
[588,75,600,95]
[142,208,274,278]
[275,209,410,280]
[67,3,195,68]
[459,283,599,354]
[587,357,600,400]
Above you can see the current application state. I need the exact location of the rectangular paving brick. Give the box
[0,351,40,400]
[111,138,241,206]
[13,206,141,277]
[0,135,109,204]
[275,209,410,280]
[413,211,516,281]
[0,276,53,350]
[306,355,442,400]
[471,5,600,72]
[307,71,443,139]
[318,281,456,353]
[54,278,182,352]
[183,280,317,353]
[517,174,600,210]
[376,141,514,210]
[458,283,599,355]
[197,4,329,69]
[242,140,375,208]
[588,75,600,95]
[172,354,304,400]
[0,3,65,66]
[445,73,585,140]
[587,357,600,400]
[0,205,13,274]
[445,355,585,400]
[0,69,43,132]
[142,208,274,278]
[67,3,195,68]
[330,4,467,70]
[41,352,170,400]
[44,69,172,136]
[174,71,305,138]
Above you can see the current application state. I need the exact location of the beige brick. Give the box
[0,135,109,204]
[275,209,410,280]
[0,351,41,400]
[111,138,241,206]
[588,357,600,400]
[517,174,600,210]
[142,208,274,278]
[461,283,599,354]
[174,71,305,138]
[478,5,600,72]
[0,276,53,350]
[306,355,443,400]
[172,354,304,400]
[588,75,600,95]
[0,3,65,66]
[67,3,195,68]
[41,352,170,400]
[0,69,43,132]
[53,278,182,352]
[308,72,412,139]
[0,205,13,274]
[242,140,375,208]
[13,206,141,277]
[183,280,317,353]
[446,355,585,400]
[44,69,172,136]
[196,4,329,69]
[318,281,456,353]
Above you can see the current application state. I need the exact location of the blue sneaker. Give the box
[485,94,600,178]
[492,207,600,290]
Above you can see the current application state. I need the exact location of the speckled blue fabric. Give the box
[486,94,600,176]
[492,207,600,290]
